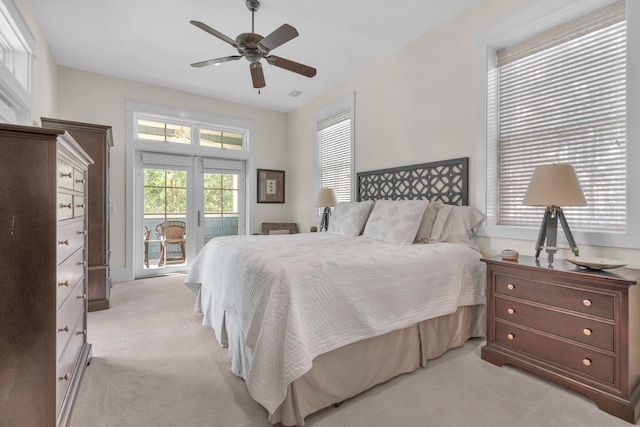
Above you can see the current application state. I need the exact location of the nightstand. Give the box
[481,255,640,424]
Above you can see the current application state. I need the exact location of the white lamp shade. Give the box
[523,164,587,207]
[315,187,337,207]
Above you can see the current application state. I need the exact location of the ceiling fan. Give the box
[190,0,317,89]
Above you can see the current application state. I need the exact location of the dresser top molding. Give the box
[482,255,640,288]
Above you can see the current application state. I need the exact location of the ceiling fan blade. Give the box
[250,63,266,88]
[257,24,298,53]
[190,20,238,48]
[191,56,243,68]
[265,56,316,78]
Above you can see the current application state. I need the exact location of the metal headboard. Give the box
[356,157,468,205]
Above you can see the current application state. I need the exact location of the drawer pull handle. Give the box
[59,373,70,381]
[58,281,69,287]
[58,239,69,246]
[58,326,69,333]
[75,178,86,184]
[583,328,592,336]
[78,261,87,266]
[583,299,592,307]
[77,293,87,300]
[583,358,592,367]
[507,333,515,340]
[76,329,87,336]
[77,230,87,235]
[507,284,515,290]
[60,172,72,178]
[77,203,86,208]
[60,203,72,209]
[507,308,515,315]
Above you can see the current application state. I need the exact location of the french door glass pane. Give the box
[204,173,239,243]
[143,168,187,269]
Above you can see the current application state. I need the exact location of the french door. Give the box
[135,152,245,278]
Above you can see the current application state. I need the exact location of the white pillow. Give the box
[327,201,374,236]
[363,200,429,245]
[429,205,485,249]
[414,200,444,243]
[268,229,289,235]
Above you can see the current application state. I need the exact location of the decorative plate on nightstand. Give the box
[565,257,627,270]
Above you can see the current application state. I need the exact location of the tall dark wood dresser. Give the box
[481,255,640,423]
[41,118,112,312]
[0,123,93,426]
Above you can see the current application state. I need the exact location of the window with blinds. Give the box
[317,110,353,204]
[495,0,626,233]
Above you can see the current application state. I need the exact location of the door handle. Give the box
[197,210,202,227]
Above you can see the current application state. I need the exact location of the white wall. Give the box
[288,0,530,233]
[18,0,640,272]
[287,0,640,267]
[55,67,290,274]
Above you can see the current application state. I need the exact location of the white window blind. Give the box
[496,0,626,232]
[202,158,244,173]
[140,152,191,169]
[318,110,352,203]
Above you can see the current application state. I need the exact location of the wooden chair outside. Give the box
[155,221,186,266]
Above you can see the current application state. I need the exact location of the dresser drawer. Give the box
[57,281,86,359]
[495,297,614,351]
[74,195,86,218]
[56,316,86,411]
[57,220,85,264]
[495,274,614,320]
[495,321,615,384]
[73,169,86,192]
[57,250,84,309]
[58,161,74,190]
[58,193,74,221]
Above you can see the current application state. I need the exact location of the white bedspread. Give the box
[184,233,486,414]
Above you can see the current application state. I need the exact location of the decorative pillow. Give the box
[429,205,485,249]
[363,200,429,245]
[414,200,444,243]
[327,201,374,236]
[268,230,290,235]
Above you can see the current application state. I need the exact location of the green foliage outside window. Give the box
[144,169,237,215]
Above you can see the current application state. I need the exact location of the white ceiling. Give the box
[29,0,480,113]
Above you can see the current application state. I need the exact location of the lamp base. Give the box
[319,207,331,232]
[534,206,579,264]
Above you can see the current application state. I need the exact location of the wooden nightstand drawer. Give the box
[495,321,614,384]
[495,297,614,351]
[495,274,614,320]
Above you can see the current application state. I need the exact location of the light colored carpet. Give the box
[70,274,635,427]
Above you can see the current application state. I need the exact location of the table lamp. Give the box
[522,164,587,264]
[316,187,337,232]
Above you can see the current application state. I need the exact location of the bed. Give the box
[185,157,487,425]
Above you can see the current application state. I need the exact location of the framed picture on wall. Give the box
[257,169,285,203]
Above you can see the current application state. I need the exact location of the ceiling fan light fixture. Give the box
[190,0,316,89]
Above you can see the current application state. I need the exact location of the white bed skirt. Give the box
[191,278,485,426]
